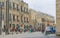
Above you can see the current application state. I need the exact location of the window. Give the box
[22,7,24,12]
[42,18,45,22]
[13,15,15,21]
[10,24,11,28]
[23,7,28,13]
[24,17,28,23]
[11,3,13,8]
[0,2,1,5]
[0,2,4,7]
[0,2,2,7]
[24,17,26,22]
[25,17,29,23]
[9,2,11,8]
[9,2,13,9]
[21,15,23,22]
[24,7,25,12]
[0,13,4,20]
[9,14,11,21]
[2,14,4,20]
[17,4,19,11]
[26,8,28,13]
[13,3,15,9]
[2,2,4,7]
[19,6,21,11]
[21,6,23,12]
[51,21,55,23]
[17,16,19,22]
[27,18,29,23]
[24,8,28,13]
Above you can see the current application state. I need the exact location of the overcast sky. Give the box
[23,0,56,18]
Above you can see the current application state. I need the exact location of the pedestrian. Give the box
[50,26,53,34]
[29,28,32,32]
[44,24,51,35]
[3,25,6,32]
[15,27,18,34]
[11,27,15,34]
[53,27,56,34]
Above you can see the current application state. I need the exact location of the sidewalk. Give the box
[0,32,56,38]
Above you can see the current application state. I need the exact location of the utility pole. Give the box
[5,0,9,34]
[0,2,2,35]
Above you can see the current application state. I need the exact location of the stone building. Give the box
[0,0,55,35]
[56,0,60,35]
[29,9,55,31]
[0,0,30,34]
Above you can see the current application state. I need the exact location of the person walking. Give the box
[53,27,56,34]
[44,24,51,35]
[50,26,53,34]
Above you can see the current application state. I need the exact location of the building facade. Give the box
[0,0,30,34]
[56,0,60,35]
[36,12,55,31]
[0,0,55,34]
[29,9,55,31]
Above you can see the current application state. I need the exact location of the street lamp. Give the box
[34,15,37,31]
[5,0,9,34]
[0,2,2,35]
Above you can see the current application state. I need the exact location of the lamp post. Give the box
[0,2,2,35]
[34,15,37,31]
[5,0,9,34]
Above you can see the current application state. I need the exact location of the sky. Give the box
[23,0,56,18]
